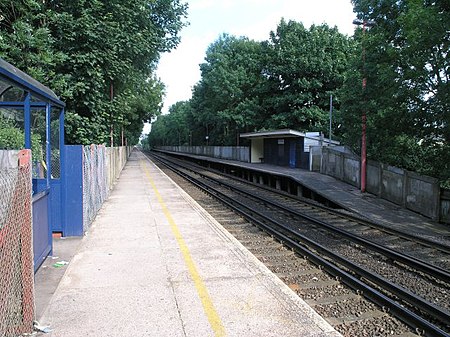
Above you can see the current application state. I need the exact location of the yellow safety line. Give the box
[141,160,226,337]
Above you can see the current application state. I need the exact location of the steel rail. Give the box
[152,152,450,283]
[153,150,450,254]
[147,152,450,337]
[229,174,450,255]
[205,172,450,283]
[201,177,450,325]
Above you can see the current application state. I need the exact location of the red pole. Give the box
[361,23,367,193]
[361,110,367,193]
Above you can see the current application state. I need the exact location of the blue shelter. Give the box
[0,58,65,270]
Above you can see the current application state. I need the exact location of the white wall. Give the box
[250,138,264,163]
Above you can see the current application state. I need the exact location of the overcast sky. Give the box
[149,0,356,132]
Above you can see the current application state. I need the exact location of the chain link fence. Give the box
[106,146,129,189]
[82,145,130,232]
[0,150,34,337]
[82,145,108,232]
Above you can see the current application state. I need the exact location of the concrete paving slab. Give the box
[37,151,342,337]
[34,237,83,320]
[43,286,185,337]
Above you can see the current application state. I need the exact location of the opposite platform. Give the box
[156,151,449,238]
[38,150,341,337]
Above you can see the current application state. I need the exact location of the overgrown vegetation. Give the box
[339,0,449,187]
[145,24,354,147]
[1,1,447,186]
[145,1,449,187]
[0,0,187,145]
[0,114,43,160]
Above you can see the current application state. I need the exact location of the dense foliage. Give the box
[146,2,449,187]
[261,20,353,131]
[147,23,353,147]
[1,1,448,186]
[0,0,187,145]
[340,0,449,186]
[144,100,191,147]
[0,115,43,160]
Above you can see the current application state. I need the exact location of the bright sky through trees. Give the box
[155,0,355,119]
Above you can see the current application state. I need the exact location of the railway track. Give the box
[145,151,450,337]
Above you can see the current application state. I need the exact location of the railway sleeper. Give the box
[274,267,322,279]
[252,248,295,258]
[325,309,386,326]
[238,238,280,248]
[225,224,263,234]
[305,293,361,306]
[213,217,248,225]
[293,279,339,289]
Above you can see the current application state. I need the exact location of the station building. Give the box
[240,129,338,169]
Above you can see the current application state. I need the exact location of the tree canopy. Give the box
[3,0,447,186]
[148,22,353,147]
[339,0,449,186]
[261,20,353,131]
[146,4,449,187]
[0,0,187,145]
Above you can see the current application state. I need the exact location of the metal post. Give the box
[353,18,375,193]
[46,103,53,253]
[329,94,333,144]
[361,22,367,193]
[24,91,31,149]
[45,103,51,187]
[59,108,66,235]
[361,83,367,192]
[110,82,114,148]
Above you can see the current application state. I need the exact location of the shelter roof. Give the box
[240,129,340,145]
[240,129,306,139]
[0,58,65,108]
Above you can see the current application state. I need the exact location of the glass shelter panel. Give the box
[51,108,60,178]
[31,108,47,180]
[0,107,25,150]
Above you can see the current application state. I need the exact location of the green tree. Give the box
[261,20,354,134]
[341,0,449,186]
[0,0,187,145]
[147,100,191,147]
[48,0,187,145]
[0,113,43,160]
[0,1,70,95]
[147,22,353,147]
[189,34,266,145]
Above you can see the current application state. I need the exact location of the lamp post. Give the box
[353,18,375,193]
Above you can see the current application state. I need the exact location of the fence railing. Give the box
[82,145,131,231]
[0,150,34,337]
[311,146,444,222]
[106,146,129,189]
[157,146,249,162]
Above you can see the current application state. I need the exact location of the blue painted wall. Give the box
[32,193,50,271]
[61,145,84,236]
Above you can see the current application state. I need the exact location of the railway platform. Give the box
[36,150,341,337]
[157,151,450,239]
